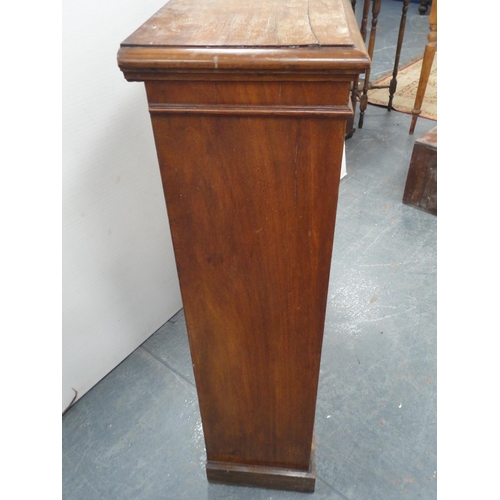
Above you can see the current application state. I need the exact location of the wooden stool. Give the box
[403,126,437,215]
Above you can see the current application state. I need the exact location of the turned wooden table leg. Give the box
[346,0,369,138]
[359,0,371,42]
[410,0,437,134]
[358,0,381,129]
[346,74,360,138]
[388,0,411,110]
[419,0,431,15]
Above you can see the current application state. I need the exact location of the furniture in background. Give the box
[419,0,431,14]
[346,0,412,136]
[410,0,437,134]
[118,0,370,493]
[403,125,437,215]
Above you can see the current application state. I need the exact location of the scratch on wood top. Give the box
[306,0,320,45]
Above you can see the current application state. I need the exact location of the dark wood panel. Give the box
[403,126,437,215]
[150,105,345,470]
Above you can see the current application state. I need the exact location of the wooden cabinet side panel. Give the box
[149,110,345,470]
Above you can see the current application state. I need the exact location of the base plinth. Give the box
[206,445,316,493]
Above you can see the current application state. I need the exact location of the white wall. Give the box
[62,0,182,411]
[341,144,347,179]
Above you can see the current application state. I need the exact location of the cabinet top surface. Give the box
[122,0,353,48]
[118,0,370,77]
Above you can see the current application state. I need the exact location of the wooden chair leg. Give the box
[410,0,437,134]
[358,0,381,129]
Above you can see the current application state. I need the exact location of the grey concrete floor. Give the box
[62,2,437,499]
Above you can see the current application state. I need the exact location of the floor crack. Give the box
[140,345,196,389]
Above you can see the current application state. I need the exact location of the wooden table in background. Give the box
[118,0,369,492]
[346,0,412,137]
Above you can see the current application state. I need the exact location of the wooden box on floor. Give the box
[403,126,437,215]
[118,0,369,492]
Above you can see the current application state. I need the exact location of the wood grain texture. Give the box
[149,91,346,470]
[117,0,370,78]
[117,0,370,491]
[118,47,370,80]
[122,0,352,47]
[145,80,352,106]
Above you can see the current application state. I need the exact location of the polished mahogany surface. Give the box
[118,0,369,492]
